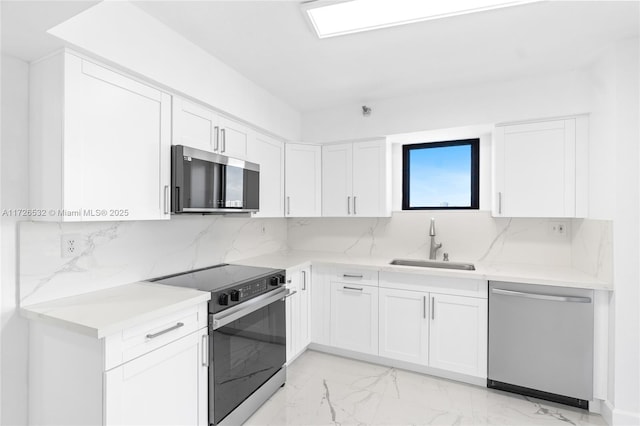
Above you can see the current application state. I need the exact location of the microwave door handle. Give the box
[220,165,226,208]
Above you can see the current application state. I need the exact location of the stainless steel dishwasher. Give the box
[488,281,594,409]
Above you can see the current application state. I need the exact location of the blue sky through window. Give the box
[408,144,471,207]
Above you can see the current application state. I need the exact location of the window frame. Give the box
[402,138,480,210]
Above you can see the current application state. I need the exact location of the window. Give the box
[402,139,479,210]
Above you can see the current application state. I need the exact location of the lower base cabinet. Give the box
[429,293,488,377]
[29,303,209,426]
[329,281,379,355]
[378,288,429,364]
[105,330,208,425]
[286,265,311,362]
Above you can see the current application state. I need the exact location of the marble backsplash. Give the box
[19,215,287,306]
[19,210,612,306]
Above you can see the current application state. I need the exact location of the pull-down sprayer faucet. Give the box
[429,218,442,260]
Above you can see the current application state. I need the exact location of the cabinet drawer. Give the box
[104,303,207,370]
[330,267,378,286]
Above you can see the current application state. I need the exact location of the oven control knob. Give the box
[218,293,229,305]
[269,276,281,287]
[229,289,240,302]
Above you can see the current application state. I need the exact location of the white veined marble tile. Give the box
[245,351,607,426]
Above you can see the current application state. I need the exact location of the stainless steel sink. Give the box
[389,259,475,271]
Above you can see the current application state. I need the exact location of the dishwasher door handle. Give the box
[491,288,591,303]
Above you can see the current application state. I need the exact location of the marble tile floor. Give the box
[245,350,606,426]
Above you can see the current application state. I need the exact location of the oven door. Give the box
[210,288,287,425]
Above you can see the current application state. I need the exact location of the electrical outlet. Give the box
[549,221,568,237]
[61,234,83,258]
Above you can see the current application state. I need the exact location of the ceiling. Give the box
[2,1,639,113]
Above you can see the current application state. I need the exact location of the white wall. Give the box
[302,69,592,144]
[1,54,30,426]
[47,1,301,141]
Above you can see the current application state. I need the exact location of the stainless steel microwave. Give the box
[171,145,259,214]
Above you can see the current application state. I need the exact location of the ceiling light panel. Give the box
[304,0,535,38]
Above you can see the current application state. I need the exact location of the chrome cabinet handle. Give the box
[498,192,502,215]
[423,296,426,319]
[353,196,357,215]
[343,274,363,278]
[286,196,291,215]
[431,297,435,320]
[214,126,220,151]
[343,286,363,292]
[491,288,592,303]
[146,322,184,339]
[164,185,170,214]
[221,128,226,153]
[201,334,209,367]
[347,196,351,215]
[302,270,307,291]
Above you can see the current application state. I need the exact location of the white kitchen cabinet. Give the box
[322,140,391,217]
[378,287,429,364]
[173,96,248,159]
[30,50,171,221]
[29,303,209,426]
[429,293,487,377]
[247,132,285,217]
[493,115,588,218]
[286,265,311,363]
[329,274,379,355]
[105,328,208,426]
[285,143,322,217]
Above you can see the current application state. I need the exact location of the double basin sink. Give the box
[390,259,475,271]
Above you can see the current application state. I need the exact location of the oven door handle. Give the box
[212,287,288,329]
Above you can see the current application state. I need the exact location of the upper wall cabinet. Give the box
[322,140,391,217]
[30,50,172,222]
[247,131,285,217]
[285,143,322,217]
[493,115,588,218]
[173,97,248,160]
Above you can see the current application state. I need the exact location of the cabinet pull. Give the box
[221,128,226,153]
[302,270,307,291]
[343,274,363,278]
[347,196,351,215]
[146,322,184,339]
[498,192,502,215]
[214,126,220,151]
[423,296,426,319]
[164,185,170,214]
[343,286,363,292]
[201,334,209,367]
[431,297,435,320]
[353,196,357,215]
[286,196,291,215]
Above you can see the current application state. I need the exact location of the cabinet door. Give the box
[247,132,285,217]
[105,329,209,426]
[64,55,171,221]
[173,97,218,152]
[219,116,249,160]
[352,141,389,217]
[494,118,577,217]
[429,293,487,377]
[378,288,429,365]
[330,282,378,355]
[285,144,322,217]
[299,267,311,349]
[322,143,352,216]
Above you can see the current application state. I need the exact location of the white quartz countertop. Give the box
[21,281,211,338]
[233,250,612,290]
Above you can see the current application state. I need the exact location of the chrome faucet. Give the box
[428,218,442,260]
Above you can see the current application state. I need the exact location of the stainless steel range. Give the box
[154,264,289,425]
